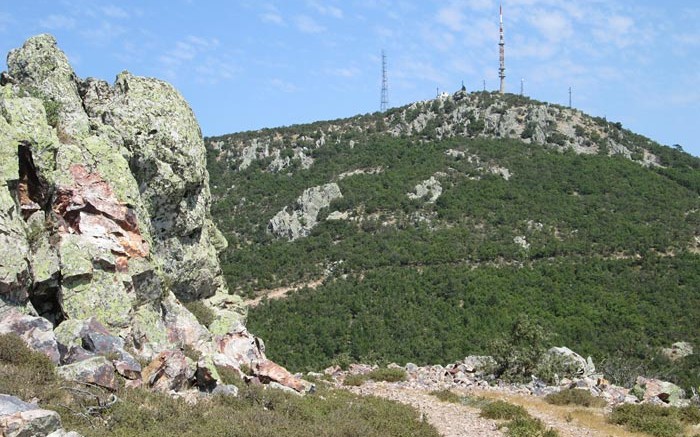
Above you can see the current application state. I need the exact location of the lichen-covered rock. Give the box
[57,356,118,391]
[0,34,302,397]
[142,350,195,392]
[0,309,60,363]
[7,34,90,139]
[0,394,79,437]
[269,183,342,240]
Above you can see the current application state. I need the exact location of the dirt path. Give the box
[349,384,503,437]
[243,278,324,307]
[347,383,641,437]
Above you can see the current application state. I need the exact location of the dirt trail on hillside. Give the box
[243,278,324,307]
[348,384,635,437]
[351,384,503,437]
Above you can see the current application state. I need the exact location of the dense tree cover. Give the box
[205,115,700,389]
[247,255,700,376]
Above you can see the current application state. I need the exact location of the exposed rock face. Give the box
[211,90,661,175]
[269,183,342,240]
[407,176,442,203]
[661,341,693,361]
[0,34,308,396]
[546,346,596,378]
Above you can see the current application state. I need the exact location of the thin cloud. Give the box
[294,15,325,33]
[307,1,343,19]
[325,67,360,78]
[102,5,129,19]
[260,4,284,25]
[270,78,298,93]
[39,14,76,30]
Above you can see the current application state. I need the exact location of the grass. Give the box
[0,333,440,437]
[544,388,607,408]
[478,399,558,437]
[609,404,700,437]
[342,367,407,386]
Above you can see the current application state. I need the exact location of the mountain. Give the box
[205,89,700,387]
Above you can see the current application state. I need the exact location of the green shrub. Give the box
[480,400,528,420]
[505,416,559,437]
[0,333,55,384]
[609,404,686,437]
[544,389,606,408]
[366,367,407,382]
[491,315,553,383]
[183,300,215,328]
[429,389,462,403]
[343,374,367,386]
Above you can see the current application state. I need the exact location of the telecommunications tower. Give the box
[499,3,506,94]
[380,50,388,112]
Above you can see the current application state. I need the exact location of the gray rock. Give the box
[57,356,118,391]
[546,346,596,378]
[269,183,342,240]
[0,309,60,364]
[661,341,693,361]
[0,394,82,437]
[407,176,442,203]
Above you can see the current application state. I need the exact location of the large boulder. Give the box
[0,310,60,364]
[0,394,82,437]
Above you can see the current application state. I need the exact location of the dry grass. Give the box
[468,389,648,437]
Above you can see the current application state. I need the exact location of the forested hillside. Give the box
[205,91,700,388]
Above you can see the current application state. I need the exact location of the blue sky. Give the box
[1,1,698,155]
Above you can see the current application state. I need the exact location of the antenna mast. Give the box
[380,50,388,112]
[499,3,506,94]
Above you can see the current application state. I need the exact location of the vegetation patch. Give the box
[544,388,607,408]
[479,399,559,437]
[609,403,700,437]
[0,333,439,437]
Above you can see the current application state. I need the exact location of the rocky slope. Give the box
[0,34,309,424]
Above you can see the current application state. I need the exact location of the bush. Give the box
[544,388,606,408]
[366,367,407,382]
[343,374,367,386]
[491,315,553,383]
[183,300,215,328]
[608,404,699,437]
[480,400,528,420]
[505,416,559,437]
[0,333,55,384]
[429,389,462,403]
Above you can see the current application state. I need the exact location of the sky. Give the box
[0,1,698,156]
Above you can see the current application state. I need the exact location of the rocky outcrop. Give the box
[661,341,693,361]
[209,90,662,175]
[0,394,82,437]
[407,176,442,203]
[0,34,308,396]
[269,183,342,240]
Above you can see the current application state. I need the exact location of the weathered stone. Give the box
[211,384,239,397]
[546,346,595,378]
[57,356,118,391]
[0,394,82,437]
[407,176,442,203]
[141,350,195,392]
[0,309,60,363]
[661,341,693,361]
[269,183,342,240]
[634,376,685,406]
[7,34,90,139]
[215,325,266,366]
[255,360,310,393]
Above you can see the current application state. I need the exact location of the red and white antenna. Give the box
[499,2,506,94]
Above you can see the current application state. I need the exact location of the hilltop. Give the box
[205,89,700,389]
